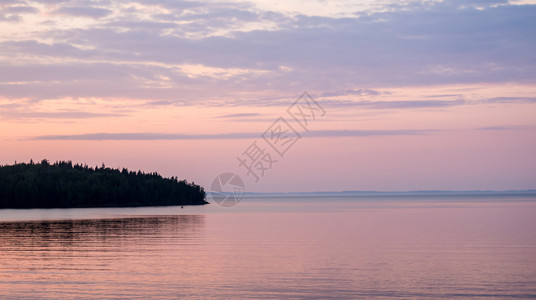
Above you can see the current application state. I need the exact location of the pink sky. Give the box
[1,0,535,192]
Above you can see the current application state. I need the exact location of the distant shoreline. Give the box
[239,190,536,197]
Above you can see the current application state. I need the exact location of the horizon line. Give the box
[235,190,536,195]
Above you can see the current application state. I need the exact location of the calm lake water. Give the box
[1,195,536,299]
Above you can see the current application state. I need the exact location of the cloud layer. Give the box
[30,129,436,140]
[0,0,535,104]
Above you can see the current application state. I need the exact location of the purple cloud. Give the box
[30,129,437,141]
[0,111,125,120]
[52,6,112,19]
[0,0,535,102]
[217,113,261,118]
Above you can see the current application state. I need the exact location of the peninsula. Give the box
[0,160,208,209]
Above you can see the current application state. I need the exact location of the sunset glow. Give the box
[1,0,535,192]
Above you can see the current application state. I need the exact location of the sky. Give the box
[1,0,535,193]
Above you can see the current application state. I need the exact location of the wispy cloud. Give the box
[307,129,437,137]
[217,113,261,118]
[0,111,124,120]
[321,99,465,109]
[4,6,39,14]
[477,125,533,131]
[52,6,113,19]
[483,97,536,104]
[30,129,436,141]
[320,89,384,97]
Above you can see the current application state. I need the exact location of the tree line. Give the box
[0,160,207,209]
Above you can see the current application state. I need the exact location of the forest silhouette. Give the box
[0,160,207,208]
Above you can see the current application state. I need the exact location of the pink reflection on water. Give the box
[0,198,535,298]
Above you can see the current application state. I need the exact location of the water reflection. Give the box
[0,215,204,247]
[1,199,535,299]
[0,215,206,299]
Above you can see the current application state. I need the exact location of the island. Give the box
[0,160,208,209]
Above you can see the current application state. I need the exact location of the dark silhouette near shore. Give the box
[0,160,207,209]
